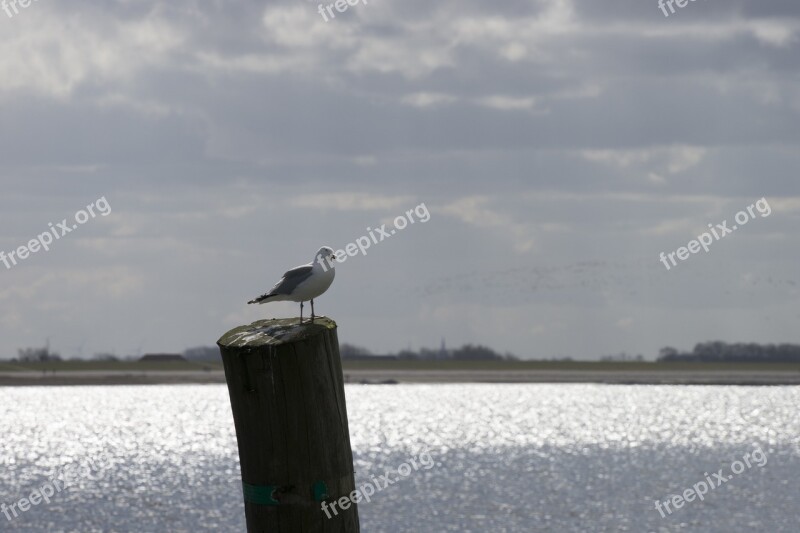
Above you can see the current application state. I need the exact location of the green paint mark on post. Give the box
[243,483,281,506]
[312,481,329,501]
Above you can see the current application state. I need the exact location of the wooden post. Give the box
[217,317,360,533]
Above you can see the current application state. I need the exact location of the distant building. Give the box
[140,353,186,362]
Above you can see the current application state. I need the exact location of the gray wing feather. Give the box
[269,265,314,295]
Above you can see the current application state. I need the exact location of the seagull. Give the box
[247,246,338,324]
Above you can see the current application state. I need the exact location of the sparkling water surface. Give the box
[0,384,798,532]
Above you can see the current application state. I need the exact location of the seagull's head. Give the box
[315,246,337,266]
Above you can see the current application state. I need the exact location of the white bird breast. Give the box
[291,267,335,301]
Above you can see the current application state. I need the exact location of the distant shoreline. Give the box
[343,369,800,386]
[1,361,799,386]
[0,370,228,387]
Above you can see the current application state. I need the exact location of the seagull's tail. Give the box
[247,293,277,305]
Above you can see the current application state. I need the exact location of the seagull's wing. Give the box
[270,265,314,295]
[248,265,314,304]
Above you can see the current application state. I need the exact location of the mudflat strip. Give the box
[343,369,800,385]
[1,368,799,386]
[0,370,227,386]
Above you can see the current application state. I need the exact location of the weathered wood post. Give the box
[217,317,360,532]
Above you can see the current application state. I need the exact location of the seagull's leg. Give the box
[300,301,304,324]
[311,299,315,323]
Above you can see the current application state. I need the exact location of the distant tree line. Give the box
[601,352,644,362]
[11,341,797,365]
[179,343,519,362]
[658,341,800,363]
[340,343,517,361]
[10,346,127,362]
[16,346,61,363]
[184,346,222,362]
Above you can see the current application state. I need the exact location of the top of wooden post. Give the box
[217,317,337,348]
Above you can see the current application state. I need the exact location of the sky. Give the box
[0,0,798,360]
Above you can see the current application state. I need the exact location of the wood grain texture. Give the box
[218,317,360,533]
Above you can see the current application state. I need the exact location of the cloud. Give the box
[581,146,707,185]
[440,196,537,252]
[616,317,634,329]
[0,8,185,98]
[477,95,538,111]
[402,92,458,108]
[581,146,706,174]
[290,193,416,212]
